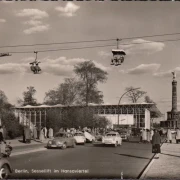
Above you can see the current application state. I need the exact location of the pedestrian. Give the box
[49,128,53,139]
[142,129,147,143]
[40,128,45,143]
[0,131,5,156]
[150,129,154,142]
[175,128,180,144]
[44,127,47,138]
[147,129,151,143]
[0,126,3,136]
[2,125,6,140]
[25,126,31,143]
[33,125,37,139]
[167,129,172,143]
[139,129,143,143]
[152,129,161,159]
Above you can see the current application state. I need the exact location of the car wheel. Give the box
[0,164,10,179]
[62,143,67,150]
[114,141,118,147]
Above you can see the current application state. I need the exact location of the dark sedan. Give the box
[47,132,76,149]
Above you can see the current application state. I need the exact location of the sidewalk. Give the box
[6,138,50,148]
[142,139,180,179]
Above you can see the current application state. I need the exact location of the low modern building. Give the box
[15,103,161,130]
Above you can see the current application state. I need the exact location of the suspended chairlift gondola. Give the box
[30,51,41,74]
[111,39,126,66]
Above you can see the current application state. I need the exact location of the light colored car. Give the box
[102,131,122,147]
[47,132,76,149]
[84,131,95,142]
[74,132,86,144]
[0,158,13,179]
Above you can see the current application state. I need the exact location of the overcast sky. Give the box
[0,1,180,116]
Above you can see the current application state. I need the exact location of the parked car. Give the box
[102,131,122,147]
[83,131,95,142]
[74,132,86,144]
[119,132,130,141]
[0,158,13,179]
[47,132,76,149]
[95,133,103,142]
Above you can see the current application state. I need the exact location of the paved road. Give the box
[9,142,153,179]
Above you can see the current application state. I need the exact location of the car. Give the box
[119,131,130,141]
[83,131,95,142]
[74,132,86,144]
[47,132,76,149]
[0,158,13,179]
[102,131,122,147]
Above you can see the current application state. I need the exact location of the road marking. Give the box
[11,148,47,157]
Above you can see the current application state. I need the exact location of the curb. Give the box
[11,148,47,157]
[138,139,165,179]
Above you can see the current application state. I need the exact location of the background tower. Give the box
[171,71,178,128]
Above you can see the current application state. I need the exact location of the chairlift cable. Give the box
[5,37,180,54]
[1,32,180,49]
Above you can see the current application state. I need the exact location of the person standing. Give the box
[150,129,154,142]
[33,126,37,140]
[139,129,143,143]
[167,129,172,143]
[142,129,147,143]
[175,128,180,144]
[25,126,31,143]
[0,131,5,156]
[44,127,47,138]
[49,128,53,139]
[152,129,161,159]
[147,129,151,143]
[40,128,45,143]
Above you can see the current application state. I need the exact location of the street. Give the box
[9,142,153,179]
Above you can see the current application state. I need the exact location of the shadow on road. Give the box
[160,153,180,158]
[114,153,150,159]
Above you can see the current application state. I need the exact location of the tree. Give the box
[125,86,146,103]
[144,95,162,127]
[22,86,37,106]
[74,60,108,105]
[44,78,81,105]
[144,95,154,104]
[0,89,23,139]
[0,90,8,106]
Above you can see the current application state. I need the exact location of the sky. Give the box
[0,1,180,118]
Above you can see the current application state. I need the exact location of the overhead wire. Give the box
[5,37,180,54]
[1,32,180,49]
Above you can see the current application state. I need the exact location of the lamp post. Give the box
[117,87,141,126]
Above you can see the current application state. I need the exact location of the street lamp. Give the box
[117,87,141,126]
[111,39,126,66]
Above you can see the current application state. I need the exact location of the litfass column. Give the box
[171,72,178,129]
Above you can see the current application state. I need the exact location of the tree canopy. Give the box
[74,60,108,105]
[20,86,38,106]
[125,86,147,103]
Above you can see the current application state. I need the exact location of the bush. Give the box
[2,110,23,139]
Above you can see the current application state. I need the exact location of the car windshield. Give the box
[74,133,83,136]
[55,133,66,138]
[106,134,116,136]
